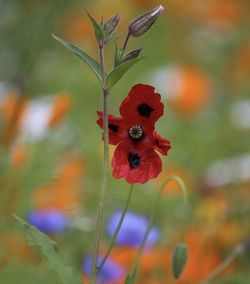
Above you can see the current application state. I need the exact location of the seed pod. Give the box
[128,5,165,38]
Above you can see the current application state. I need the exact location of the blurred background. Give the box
[0,0,250,283]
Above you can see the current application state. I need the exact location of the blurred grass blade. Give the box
[14,215,83,284]
[172,243,188,279]
[124,266,138,284]
[52,34,101,81]
[106,57,143,89]
[86,11,103,42]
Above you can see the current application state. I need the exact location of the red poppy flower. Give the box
[153,131,171,156]
[97,112,155,148]
[97,111,124,145]
[112,141,162,184]
[97,83,171,184]
[119,84,164,123]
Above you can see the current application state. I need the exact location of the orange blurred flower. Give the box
[129,0,160,8]
[32,155,84,214]
[0,233,38,267]
[171,67,211,115]
[202,0,246,27]
[48,92,71,127]
[162,231,221,283]
[216,221,248,249]
[152,65,211,116]
[155,166,194,197]
[0,90,27,146]
[58,1,132,47]
[230,40,250,88]
[168,0,246,28]
[10,144,30,168]
[196,193,230,234]
[111,246,166,276]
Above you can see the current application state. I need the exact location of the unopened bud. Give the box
[128,5,165,37]
[105,14,120,35]
[103,14,120,36]
[122,48,142,63]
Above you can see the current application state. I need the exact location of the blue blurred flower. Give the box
[27,209,68,234]
[82,256,125,283]
[106,211,160,247]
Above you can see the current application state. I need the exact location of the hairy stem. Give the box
[200,244,244,284]
[97,184,134,274]
[90,42,109,284]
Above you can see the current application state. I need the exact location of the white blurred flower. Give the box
[19,97,54,141]
[149,65,183,100]
[205,154,250,187]
[230,100,250,129]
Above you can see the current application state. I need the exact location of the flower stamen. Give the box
[128,125,144,140]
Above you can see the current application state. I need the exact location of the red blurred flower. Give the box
[97,83,171,184]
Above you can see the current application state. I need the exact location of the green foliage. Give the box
[86,12,103,43]
[14,215,83,284]
[52,34,102,81]
[124,266,138,284]
[106,57,143,89]
[172,243,188,279]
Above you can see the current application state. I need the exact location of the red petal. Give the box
[112,142,162,184]
[119,84,164,123]
[96,111,124,145]
[153,131,171,156]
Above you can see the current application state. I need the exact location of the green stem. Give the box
[90,42,109,284]
[200,244,244,284]
[131,175,189,273]
[97,184,134,274]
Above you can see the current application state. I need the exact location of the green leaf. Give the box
[114,44,123,67]
[14,215,83,284]
[172,243,188,279]
[124,266,138,284]
[86,12,103,42]
[106,57,143,89]
[52,34,101,81]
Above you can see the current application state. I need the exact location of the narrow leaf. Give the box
[114,44,123,67]
[124,266,138,284]
[52,34,101,81]
[106,57,143,89]
[172,243,188,279]
[86,12,103,42]
[14,215,83,284]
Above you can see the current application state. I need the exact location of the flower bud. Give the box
[105,14,120,35]
[128,5,165,38]
[122,48,142,63]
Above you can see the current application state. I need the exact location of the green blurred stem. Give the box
[90,41,109,284]
[200,244,244,284]
[131,175,189,274]
[97,184,134,274]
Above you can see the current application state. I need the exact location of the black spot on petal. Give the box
[137,103,153,118]
[128,153,140,169]
[109,124,118,133]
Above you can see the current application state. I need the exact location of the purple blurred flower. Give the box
[27,209,68,234]
[82,256,125,284]
[106,211,160,247]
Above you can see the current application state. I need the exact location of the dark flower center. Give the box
[109,124,118,133]
[128,125,144,140]
[137,103,153,117]
[128,153,140,169]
